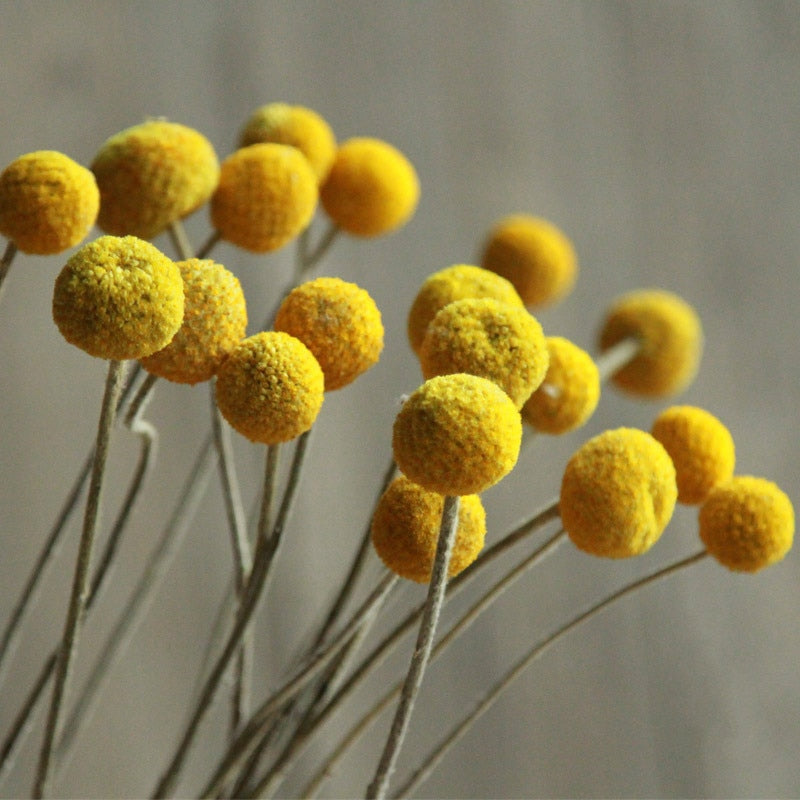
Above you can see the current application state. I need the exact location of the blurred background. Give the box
[1,1,798,797]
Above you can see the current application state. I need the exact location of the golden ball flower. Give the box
[598,289,703,398]
[480,214,577,307]
[393,373,521,496]
[0,151,99,255]
[140,258,248,385]
[699,476,794,573]
[215,331,324,445]
[52,235,184,360]
[320,137,419,237]
[211,143,318,253]
[92,120,219,240]
[419,298,549,409]
[274,276,383,390]
[560,427,677,558]
[651,405,735,505]
[522,336,600,434]
[371,476,486,583]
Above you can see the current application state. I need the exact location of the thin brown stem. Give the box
[299,221,339,271]
[196,229,221,260]
[0,239,18,303]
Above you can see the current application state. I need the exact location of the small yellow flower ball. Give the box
[239,103,336,184]
[371,476,486,583]
[699,476,794,572]
[598,289,703,398]
[522,336,600,434]
[407,264,525,356]
[211,143,318,253]
[393,374,522,496]
[651,405,735,505]
[215,331,324,445]
[560,428,677,558]
[92,120,219,240]
[140,258,248,385]
[52,235,184,360]
[320,137,419,237]
[419,298,549,409]
[0,151,99,255]
[480,214,577,308]
[274,277,383,391]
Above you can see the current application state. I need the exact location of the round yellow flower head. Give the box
[211,143,318,253]
[92,120,219,240]
[560,427,677,558]
[393,373,522,496]
[0,151,99,255]
[52,235,184,360]
[598,289,703,398]
[419,298,548,409]
[140,258,248,385]
[371,475,486,583]
[480,214,577,307]
[651,405,735,505]
[522,336,600,434]
[274,276,383,391]
[239,103,336,183]
[699,476,794,572]
[320,137,419,237]
[215,331,324,444]
[407,264,524,356]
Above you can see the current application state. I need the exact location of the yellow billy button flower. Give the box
[651,405,735,505]
[92,120,219,240]
[560,428,678,558]
[274,277,383,391]
[320,137,419,237]
[371,475,486,583]
[598,289,703,397]
[393,373,521,496]
[419,298,548,409]
[140,258,248,385]
[211,143,318,253]
[522,336,600,434]
[480,214,577,308]
[0,151,99,255]
[52,235,184,360]
[699,476,794,572]
[215,331,324,445]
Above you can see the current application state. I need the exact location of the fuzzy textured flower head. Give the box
[393,373,521,496]
[211,143,318,253]
[560,427,677,558]
[92,120,219,240]
[419,297,548,409]
[215,331,324,445]
[0,151,99,255]
[274,276,384,390]
[140,258,247,384]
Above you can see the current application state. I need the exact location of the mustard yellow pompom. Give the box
[140,258,247,384]
[239,103,336,184]
[393,374,521,496]
[560,428,677,558]
[215,331,324,444]
[699,476,794,572]
[522,336,600,434]
[320,137,419,237]
[211,143,318,253]
[419,298,548,409]
[92,120,219,240]
[651,405,735,505]
[598,289,703,398]
[480,214,577,308]
[274,277,383,391]
[371,476,486,583]
[0,151,99,255]
[407,264,524,356]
